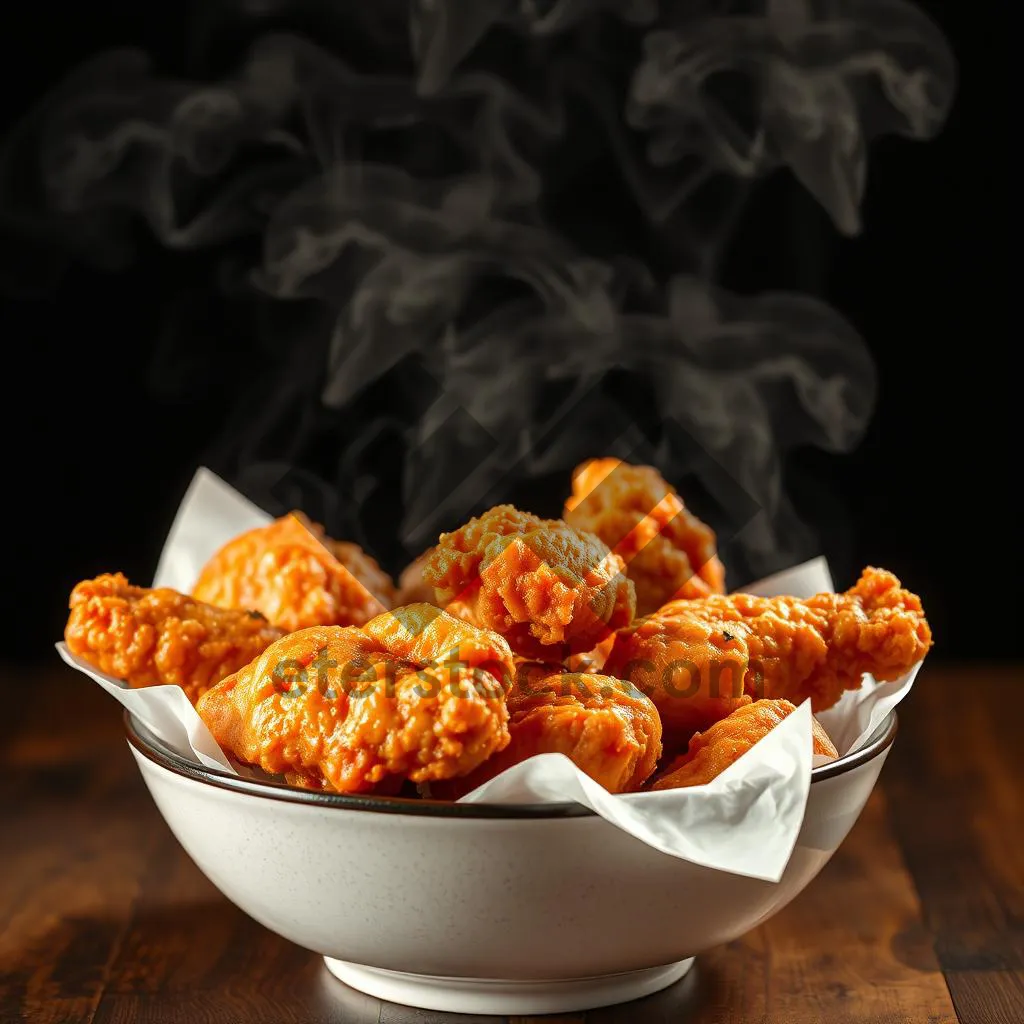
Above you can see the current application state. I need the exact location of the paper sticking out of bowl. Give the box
[55,644,239,774]
[55,467,922,884]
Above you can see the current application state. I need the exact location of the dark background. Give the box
[0,1,1009,664]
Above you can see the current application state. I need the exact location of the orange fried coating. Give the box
[422,504,636,660]
[604,607,751,742]
[564,458,725,616]
[192,513,395,631]
[196,604,514,793]
[64,573,283,702]
[435,666,662,797]
[605,567,931,745]
[650,699,838,790]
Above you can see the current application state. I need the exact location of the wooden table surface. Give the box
[2,663,1021,1024]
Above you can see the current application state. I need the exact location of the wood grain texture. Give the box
[0,663,1020,1023]
[883,665,1024,1024]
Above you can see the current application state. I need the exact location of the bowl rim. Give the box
[124,707,898,820]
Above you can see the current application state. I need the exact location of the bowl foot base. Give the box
[322,956,695,1015]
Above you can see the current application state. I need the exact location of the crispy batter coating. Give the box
[395,548,441,606]
[650,699,838,790]
[196,604,514,793]
[361,603,514,684]
[564,458,725,616]
[604,606,751,742]
[64,573,283,702]
[192,513,395,631]
[422,504,636,660]
[605,567,931,745]
[434,667,662,797]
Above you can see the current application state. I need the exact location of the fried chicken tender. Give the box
[434,667,662,797]
[192,513,395,631]
[650,699,838,790]
[196,604,514,793]
[564,458,725,616]
[65,573,284,702]
[422,504,636,660]
[604,567,931,744]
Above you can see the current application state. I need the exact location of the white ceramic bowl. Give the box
[126,712,897,1016]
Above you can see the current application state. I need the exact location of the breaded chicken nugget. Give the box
[193,513,394,630]
[423,505,635,660]
[196,604,514,793]
[565,458,725,616]
[65,573,283,702]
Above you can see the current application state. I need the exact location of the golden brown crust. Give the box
[422,504,636,659]
[604,566,932,748]
[361,603,515,688]
[564,458,725,616]
[433,669,662,797]
[650,699,838,790]
[192,513,395,631]
[196,604,514,793]
[603,608,752,743]
[64,573,284,703]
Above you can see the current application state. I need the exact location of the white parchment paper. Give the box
[56,467,924,883]
[56,644,238,773]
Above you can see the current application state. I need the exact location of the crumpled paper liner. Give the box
[55,467,922,883]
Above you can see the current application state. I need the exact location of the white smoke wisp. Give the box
[37,47,304,252]
[258,162,615,409]
[628,0,955,234]
[0,2,954,573]
[394,272,875,576]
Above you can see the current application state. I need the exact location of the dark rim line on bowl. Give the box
[124,710,898,819]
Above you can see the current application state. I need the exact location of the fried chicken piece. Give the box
[361,603,514,684]
[395,548,441,606]
[564,458,725,616]
[605,567,931,745]
[192,513,395,631]
[650,699,838,790]
[423,505,636,660]
[65,573,284,702]
[603,607,752,743]
[433,668,662,798]
[196,604,514,793]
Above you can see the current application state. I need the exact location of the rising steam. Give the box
[0,1,954,579]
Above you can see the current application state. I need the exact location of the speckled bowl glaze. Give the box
[125,711,897,1016]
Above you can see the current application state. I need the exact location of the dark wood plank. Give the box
[90,772,382,1022]
[885,665,1024,1024]
[584,968,705,1024]
[509,1017,585,1024]
[93,991,370,1024]
[757,788,956,1024]
[0,671,151,1024]
[379,1006,504,1024]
